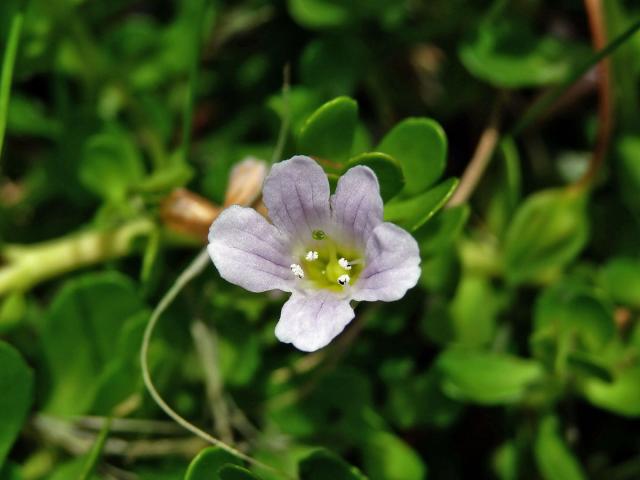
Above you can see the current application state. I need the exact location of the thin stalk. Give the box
[573,0,613,191]
[78,418,112,480]
[191,319,234,444]
[0,8,24,169]
[139,249,293,479]
[270,64,291,164]
[512,18,640,136]
[447,99,502,207]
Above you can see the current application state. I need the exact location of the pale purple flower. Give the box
[208,155,421,352]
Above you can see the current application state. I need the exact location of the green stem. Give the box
[0,8,24,170]
[270,64,291,164]
[0,218,155,296]
[78,417,111,480]
[512,18,640,136]
[139,250,293,479]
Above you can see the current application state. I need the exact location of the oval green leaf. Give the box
[363,431,426,480]
[298,96,357,166]
[185,447,242,480]
[581,366,640,417]
[80,129,145,202]
[437,349,543,405]
[599,257,640,308]
[299,449,368,480]
[534,416,586,480]
[384,177,458,232]
[503,189,589,285]
[0,341,33,468]
[459,18,589,88]
[218,465,261,480]
[344,152,404,202]
[377,117,447,195]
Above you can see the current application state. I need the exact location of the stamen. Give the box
[305,250,319,261]
[337,274,350,286]
[290,263,304,278]
[338,257,352,270]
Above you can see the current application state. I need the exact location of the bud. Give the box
[224,157,268,207]
[160,189,221,241]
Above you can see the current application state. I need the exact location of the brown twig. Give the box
[574,0,613,191]
[447,100,503,207]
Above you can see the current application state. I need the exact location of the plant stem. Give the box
[270,64,291,164]
[139,249,294,478]
[447,99,502,207]
[191,319,234,444]
[573,0,613,191]
[78,417,112,480]
[512,18,640,136]
[0,218,155,296]
[0,7,24,171]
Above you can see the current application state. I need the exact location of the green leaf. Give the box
[0,342,33,468]
[459,17,589,88]
[384,177,458,232]
[363,431,426,480]
[493,442,518,480]
[298,96,358,165]
[7,94,61,139]
[268,369,373,445]
[599,257,640,308]
[616,135,640,213]
[382,364,462,429]
[581,366,640,417]
[299,449,368,480]
[185,447,242,480]
[287,0,351,29]
[344,152,404,202]
[218,465,261,480]
[41,272,146,415]
[377,117,447,195]
[534,416,586,480]
[415,204,470,255]
[449,273,506,348]
[438,349,544,405]
[479,137,521,238]
[136,163,194,194]
[80,128,145,202]
[503,189,589,285]
[533,282,615,359]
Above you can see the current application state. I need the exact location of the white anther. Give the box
[290,264,304,278]
[337,274,350,286]
[338,257,352,270]
[305,250,319,261]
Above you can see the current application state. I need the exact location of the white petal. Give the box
[263,155,330,243]
[351,222,421,302]
[208,206,294,293]
[331,165,383,245]
[275,291,355,352]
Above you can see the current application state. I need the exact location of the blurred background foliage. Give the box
[1,0,640,479]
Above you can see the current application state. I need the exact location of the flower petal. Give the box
[275,291,355,352]
[331,165,383,245]
[352,222,421,302]
[208,205,294,293]
[263,155,330,243]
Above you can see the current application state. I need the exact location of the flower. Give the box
[207,155,421,352]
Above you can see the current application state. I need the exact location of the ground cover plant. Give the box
[1,0,640,479]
